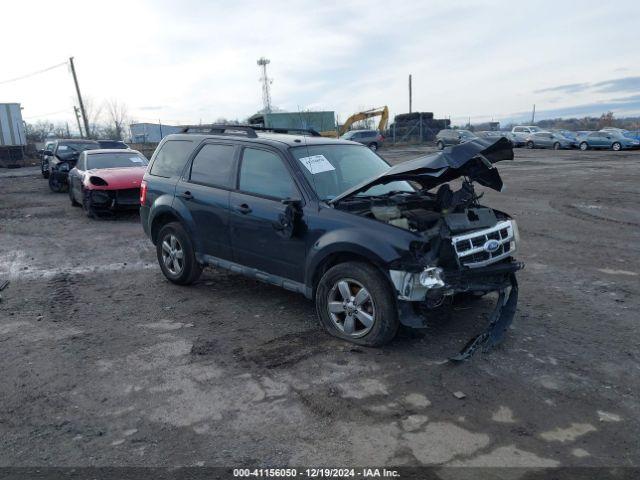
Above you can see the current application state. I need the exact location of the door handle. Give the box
[234,203,252,214]
[180,191,193,200]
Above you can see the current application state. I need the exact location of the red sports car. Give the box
[68,149,148,217]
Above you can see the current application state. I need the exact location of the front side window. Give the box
[55,142,99,160]
[189,144,236,188]
[291,144,413,201]
[149,140,193,178]
[239,148,297,199]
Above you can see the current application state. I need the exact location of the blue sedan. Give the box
[577,131,640,151]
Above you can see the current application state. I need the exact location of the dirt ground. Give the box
[1,146,639,469]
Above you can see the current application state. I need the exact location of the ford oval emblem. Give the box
[483,239,500,253]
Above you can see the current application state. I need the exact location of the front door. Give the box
[229,146,306,282]
[175,142,237,260]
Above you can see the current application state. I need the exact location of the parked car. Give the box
[68,149,148,217]
[41,139,101,192]
[476,131,523,147]
[435,129,476,149]
[550,129,578,141]
[577,131,640,151]
[140,125,522,357]
[511,126,544,143]
[340,130,384,151]
[525,132,575,149]
[97,139,129,149]
[600,127,640,141]
[40,140,57,178]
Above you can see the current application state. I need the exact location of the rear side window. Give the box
[239,148,296,199]
[150,140,193,178]
[189,144,236,188]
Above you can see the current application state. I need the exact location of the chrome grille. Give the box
[451,220,517,268]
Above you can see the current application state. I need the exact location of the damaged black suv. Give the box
[141,125,523,358]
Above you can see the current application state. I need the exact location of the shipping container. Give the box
[0,103,26,166]
[248,111,336,133]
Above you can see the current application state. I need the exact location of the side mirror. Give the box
[274,199,303,239]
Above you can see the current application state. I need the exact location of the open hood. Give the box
[330,137,514,204]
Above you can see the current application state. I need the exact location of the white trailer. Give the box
[0,103,26,166]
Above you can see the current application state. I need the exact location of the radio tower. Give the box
[257,57,272,113]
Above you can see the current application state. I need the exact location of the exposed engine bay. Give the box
[331,137,524,360]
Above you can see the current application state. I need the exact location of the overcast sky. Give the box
[2,0,640,129]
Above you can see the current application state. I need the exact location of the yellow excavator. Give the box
[321,106,389,138]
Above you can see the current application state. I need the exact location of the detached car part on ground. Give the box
[68,149,148,218]
[141,129,523,360]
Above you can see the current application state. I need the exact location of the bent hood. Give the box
[330,137,514,204]
[85,166,147,189]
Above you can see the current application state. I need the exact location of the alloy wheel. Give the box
[327,278,375,338]
[161,234,185,276]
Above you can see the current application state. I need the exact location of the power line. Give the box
[0,61,68,85]
[23,109,70,120]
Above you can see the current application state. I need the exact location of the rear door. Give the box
[175,142,237,260]
[229,146,306,282]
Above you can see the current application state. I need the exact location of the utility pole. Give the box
[73,106,84,137]
[531,104,536,124]
[69,57,90,138]
[408,74,413,113]
[65,122,70,138]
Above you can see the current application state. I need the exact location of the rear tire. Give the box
[315,262,399,347]
[367,142,378,151]
[156,222,202,285]
[579,142,589,151]
[436,141,444,150]
[526,141,534,149]
[41,161,49,178]
[553,142,561,150]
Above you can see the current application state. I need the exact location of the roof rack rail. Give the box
[179,124,321,138]
[180,125,258,138]
[250,126,321,137]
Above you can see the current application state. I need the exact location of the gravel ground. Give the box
[0,146,639,468]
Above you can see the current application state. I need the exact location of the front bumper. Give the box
[86,188,140,211]
[393,260,524,360]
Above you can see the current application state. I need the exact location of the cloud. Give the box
[139,105,166,111]
[535,83,590,94]
[535,76,640,96]
[592,76,640,93]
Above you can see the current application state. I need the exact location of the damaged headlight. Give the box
[390,266,445,301]
[419,267,445,288]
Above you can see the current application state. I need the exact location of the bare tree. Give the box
[105,99,130,140]
[82,96,104,139]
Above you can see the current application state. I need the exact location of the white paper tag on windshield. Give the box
[130,157,143,163]
[298,154,335,174]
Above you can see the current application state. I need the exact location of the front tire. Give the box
[48,174,66,192]
[69,186,80,206]
[526,141,534,149]
[367,142,378,151]
[156,222,202,285]
[612,142,621,151]
[579,142,589,151]
[436,141,444,150]
[315,262,399,347]
[41,161,49,178]
[553,142,561,150]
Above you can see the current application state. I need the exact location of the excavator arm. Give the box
[338,106,389,136]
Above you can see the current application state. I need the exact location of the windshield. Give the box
[290,144,413,201]
[57,142,98,159]
[87,152,148,169]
